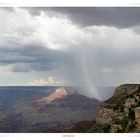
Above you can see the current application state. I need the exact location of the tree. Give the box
[128,108,135,120]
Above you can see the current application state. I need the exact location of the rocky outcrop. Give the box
[104,84,140,105]
[95,84,140,132]
[96,107,115,125]
[36,87,69,105]
[134,107,140,132]
[114,84,140,97]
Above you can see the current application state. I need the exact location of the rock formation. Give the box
[95,84,140,132]
[36,87,69,105]
[134,107,140,132]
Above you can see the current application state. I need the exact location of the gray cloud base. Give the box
[25,7,140,28]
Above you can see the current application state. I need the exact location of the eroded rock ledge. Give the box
[96,84,140,132]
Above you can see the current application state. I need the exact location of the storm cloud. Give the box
[25,7,140,28]
[0,7,140,99]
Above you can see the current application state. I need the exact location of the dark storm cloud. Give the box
[0,44,74,72]
[25,7,140,28]
[0,7,76,73]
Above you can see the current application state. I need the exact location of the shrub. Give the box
[128,109,135,120]
[121,117,129,129]
[103,125,111,133]
[120,106,124,112]
[117,128,124,133]
[129,122,136,130]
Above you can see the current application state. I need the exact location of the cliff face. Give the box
[96,84,140,132]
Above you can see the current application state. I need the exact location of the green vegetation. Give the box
[128,121,137,131]
[128,108,135,120]
[120,117,129,130]
[137,101,140,106]
[103,125,111,133]
[117,128,124,133]
[135,98,138,103]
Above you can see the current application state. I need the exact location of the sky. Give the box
[1,7,140,99]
